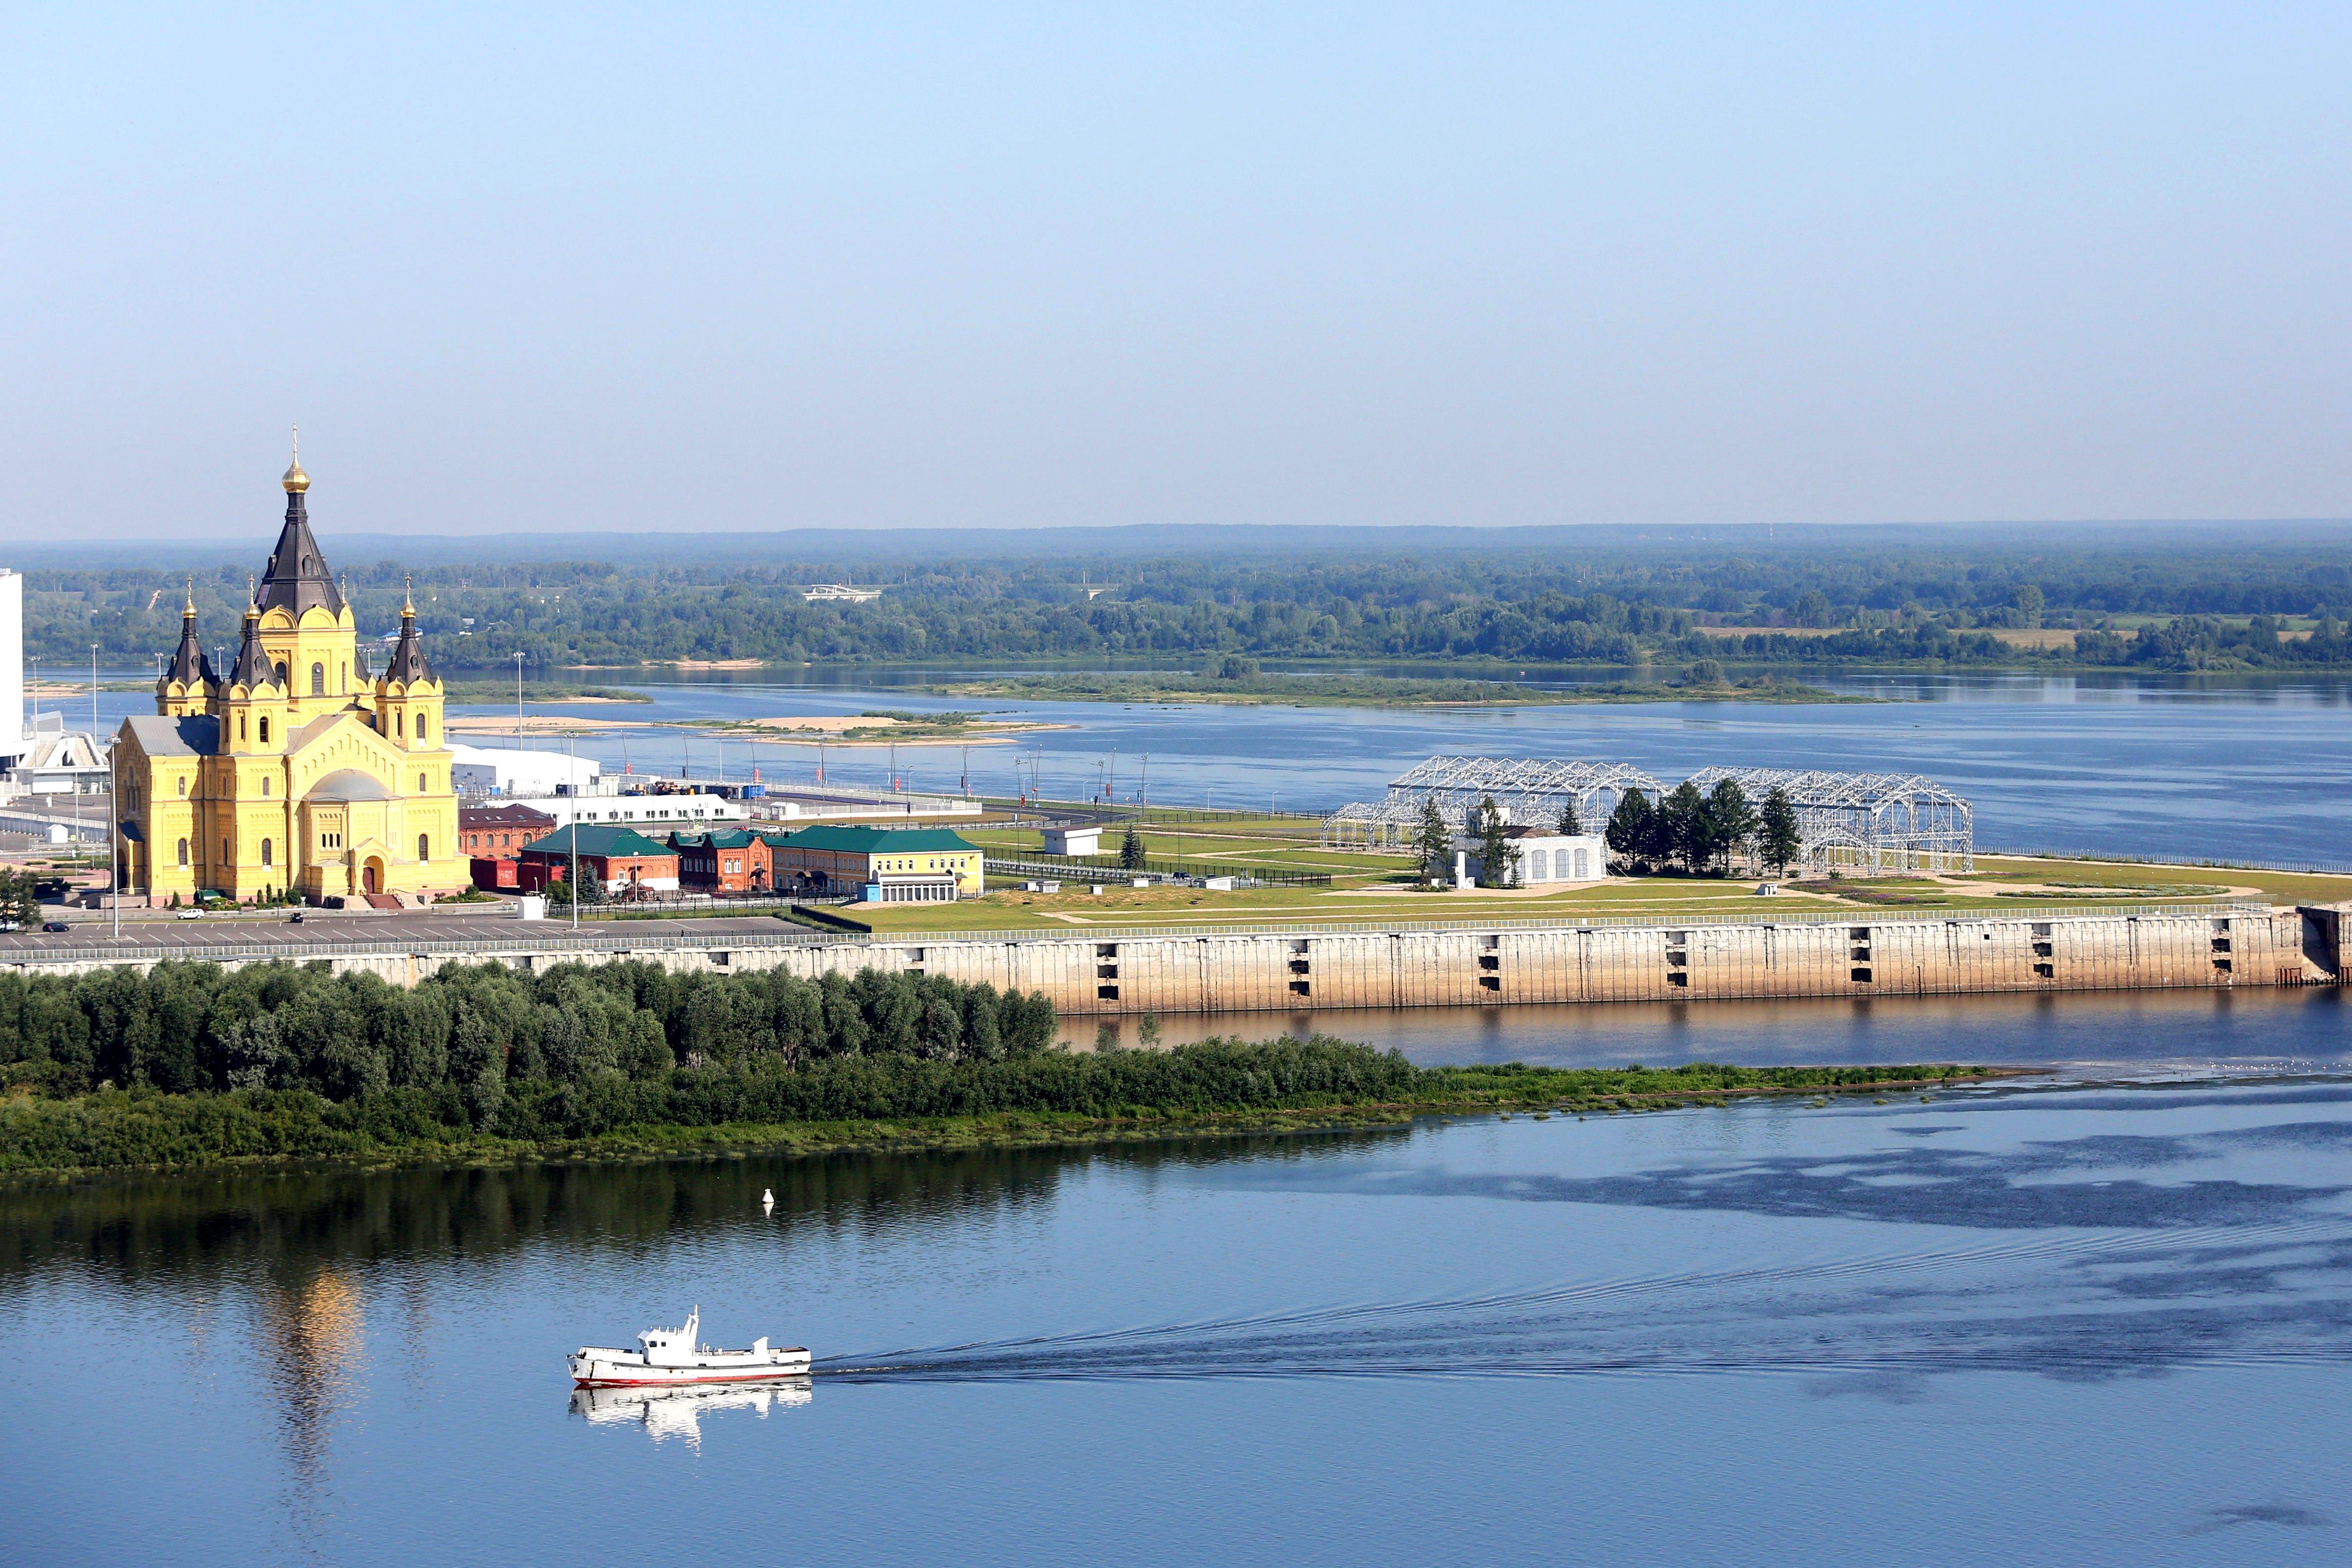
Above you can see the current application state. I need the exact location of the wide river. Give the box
[18,667,2344,1563]
[6,1057,2348,1566]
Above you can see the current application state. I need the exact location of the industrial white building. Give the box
[450,744,601,797]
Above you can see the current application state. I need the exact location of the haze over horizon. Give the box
[3,4,2347,542]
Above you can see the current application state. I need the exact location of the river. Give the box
[5,1060,2347,1566]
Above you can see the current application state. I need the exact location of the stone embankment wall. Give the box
[12,905,2350,1014]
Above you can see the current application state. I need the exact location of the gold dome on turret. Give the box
[282,425,310,493]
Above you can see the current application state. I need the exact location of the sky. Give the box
[1,3,2348,541]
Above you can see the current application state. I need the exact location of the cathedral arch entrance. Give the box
[362,858,384,895]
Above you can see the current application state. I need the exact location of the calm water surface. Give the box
[6,1061,2349,1566]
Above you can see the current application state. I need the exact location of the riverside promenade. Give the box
[2,902,2346,1015]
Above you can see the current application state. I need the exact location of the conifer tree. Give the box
[1475,795,1521,888]
[1413,797,1454,886]
[1759,785,1803,875]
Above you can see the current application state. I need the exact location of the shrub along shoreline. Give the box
[0,1039,2005,1178]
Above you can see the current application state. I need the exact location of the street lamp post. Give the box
[513,652,526,752]
[568,735,578,932]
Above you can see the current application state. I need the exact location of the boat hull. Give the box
[570,1349,812,1388]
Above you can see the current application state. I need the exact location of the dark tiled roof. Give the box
[158,607,214,692]
[461,803,559,832]
[228,611,278,691]
[256,491,346,618]
[382,605,433,685]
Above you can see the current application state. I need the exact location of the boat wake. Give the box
[815,1214,2352,1386]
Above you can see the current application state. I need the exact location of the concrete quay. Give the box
[2,902,2347,1015]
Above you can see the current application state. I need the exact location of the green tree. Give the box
[1702,778,1759,873]
[1759,785,1803,875]
[576,863,607,906]
[1657,781,1708,872]
[2011,582,2045,628]
[1474,795,1521,888]
[1556,798,1581,836]
[0,870,38,929]
[1412,797,1454,886]
[1119,826,1146,870]
[1604,788,1652,871]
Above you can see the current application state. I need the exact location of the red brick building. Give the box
[670,829,785,894]
[463,803,558,890]
[514,826,680,896]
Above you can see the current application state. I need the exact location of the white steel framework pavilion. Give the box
[1320,756,1665,851]
[1682,767,1974,873]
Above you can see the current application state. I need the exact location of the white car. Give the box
[174,907,205,920]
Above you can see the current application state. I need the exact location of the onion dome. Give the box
[282,426,309,493]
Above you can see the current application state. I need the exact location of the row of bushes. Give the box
[0,960,1060,1105]
[0,1043,1983,1174]
[0,1036,1421,1171]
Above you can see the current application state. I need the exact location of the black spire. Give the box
[229,603,278,691]
[257,439,345,618]
[383,577,433,685]
[158,579,214,693]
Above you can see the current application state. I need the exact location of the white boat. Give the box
[568,1307,812,1387]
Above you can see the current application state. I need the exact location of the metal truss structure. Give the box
[1320,755,1665,851]
[1682,767,1974,874]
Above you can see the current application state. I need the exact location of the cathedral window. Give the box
[261,778,270,797]
[275,661,288,687]
[177,838,188,868]
[177,777,186,797]
[261,839,273,867]
[238,715,247,740]
[259,717,270,744]
[418,833,431,860]
[312,663,325,695]
[222,838,230,863]
[416,712,428,740]
[419,772,428,791]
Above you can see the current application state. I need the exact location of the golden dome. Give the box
[282,426,309,493]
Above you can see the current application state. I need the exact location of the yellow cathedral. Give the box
[115,445,466,905]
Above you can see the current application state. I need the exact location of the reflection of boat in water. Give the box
[571,1378,812,1443]
[569,1307,812,1387]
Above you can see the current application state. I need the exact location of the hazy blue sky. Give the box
[3,3,2347,539]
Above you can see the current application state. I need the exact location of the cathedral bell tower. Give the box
[219,595,288,754]
[254,429,362,723]
[374,577,445,752]
[156,579,216,718]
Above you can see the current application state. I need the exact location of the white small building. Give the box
[524,791,746,831]
[1043,825,1101,857]
[1455,829,1607,888]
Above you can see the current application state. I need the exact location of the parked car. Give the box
[174,907,204,920]
[287,911,305,923]
[41,921,70,934]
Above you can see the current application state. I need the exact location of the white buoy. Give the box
[761,1188,775,1211]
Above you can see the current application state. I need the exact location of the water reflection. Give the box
[570,1379,813,1446]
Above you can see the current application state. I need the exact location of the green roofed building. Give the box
[771,824,982,902]
[514,824,681,896]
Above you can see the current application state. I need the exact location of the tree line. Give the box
[1409,783,1803,884]
[0,959,1060,1118]
[29,532,2352,672]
